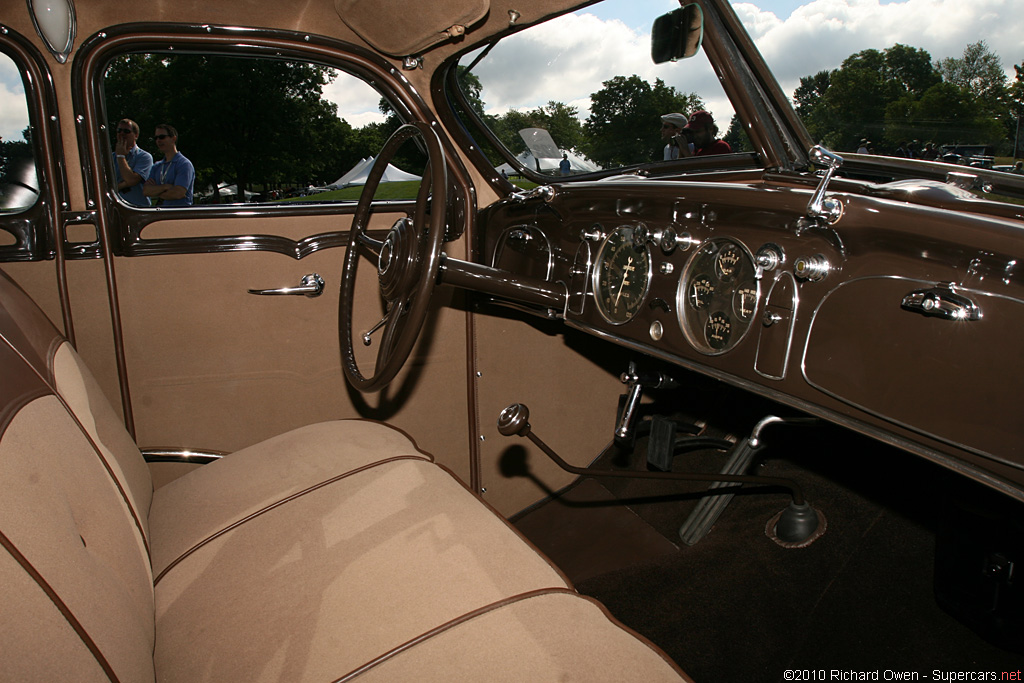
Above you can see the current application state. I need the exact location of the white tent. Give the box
[496,150,600,177]
[328,157,421,189]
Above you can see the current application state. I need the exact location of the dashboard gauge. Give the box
[705,312,732,350]
[593,226,652,324]
[688,275,715,310]
[676,237,760,355]
[733,286,758,321]
[715,244,742,280]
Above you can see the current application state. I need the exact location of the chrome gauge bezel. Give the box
[676,237,760,355]
[592,225,653,325]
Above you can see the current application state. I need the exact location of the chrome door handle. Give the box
[248,273,325,298]
[901,283,981,321]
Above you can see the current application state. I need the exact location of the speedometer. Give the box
[593,226,652,324]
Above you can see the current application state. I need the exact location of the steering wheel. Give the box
[338,122,447,392]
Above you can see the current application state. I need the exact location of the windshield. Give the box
[455,0,750,179]
[455,0,1023,195]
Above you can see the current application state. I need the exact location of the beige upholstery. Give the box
[0,268,689,682]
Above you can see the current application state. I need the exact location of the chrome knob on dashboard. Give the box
[793,254,831,282]
[755,243,784,272]
[658,228,696,254]
[579,225,603,242]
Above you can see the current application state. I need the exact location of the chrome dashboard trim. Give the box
[753,270,798,381]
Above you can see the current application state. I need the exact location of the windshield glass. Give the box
[455,0,750,179]
[733,0,1022,175]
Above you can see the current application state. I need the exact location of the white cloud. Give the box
[473,10,733,126]
[322,71,386,128]
[460,0,1023,133]
[0,54,30,143]
[736,0,1022,98]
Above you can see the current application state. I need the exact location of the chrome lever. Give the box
[248,273,325,298]
[901,283,981,321]
[806,145,844,224]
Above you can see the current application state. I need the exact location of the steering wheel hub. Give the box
[378,217,418,302]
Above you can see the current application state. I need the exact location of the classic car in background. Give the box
[2,0,1022,679]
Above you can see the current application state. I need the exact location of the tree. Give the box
[936,41,1008,116]
[722,116,750,153]
[490,101,584,159]
[104,53,350,196]
[583,75,703,167]
[1011,63,1024,157]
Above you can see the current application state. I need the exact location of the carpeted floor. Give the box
[512,413,1022,681]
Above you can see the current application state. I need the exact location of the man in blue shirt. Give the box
[113,119,153,207]
[145,124,195,207]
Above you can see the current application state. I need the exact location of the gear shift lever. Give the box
[497,402,825,547]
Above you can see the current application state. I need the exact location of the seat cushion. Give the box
[153,452,571,682]
[348,590,691,682]
[149,420,429,577]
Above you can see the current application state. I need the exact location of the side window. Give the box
[102,52,426,207]
[0,51,39,216]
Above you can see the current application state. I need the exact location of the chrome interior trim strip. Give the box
[142,448,226,464]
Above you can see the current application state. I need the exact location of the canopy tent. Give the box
[327,157,421,189]
[196,183,255,202]
[496,150,600,177]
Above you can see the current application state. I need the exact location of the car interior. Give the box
[2,0,1023,679]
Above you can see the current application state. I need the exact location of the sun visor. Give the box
[335,0,489,57]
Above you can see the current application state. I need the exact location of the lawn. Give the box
[279,178,539,203]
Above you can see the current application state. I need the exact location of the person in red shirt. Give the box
[679,110,732,156]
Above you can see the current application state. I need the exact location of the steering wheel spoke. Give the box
[338,122,448,392]
[356,232,384,260]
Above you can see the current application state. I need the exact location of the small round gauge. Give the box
[689,275,715,310]
[733,286,758,321]
[676,237,760,355]
[705,312,732,350]
[593,226,652,324]
[715,244,742,280]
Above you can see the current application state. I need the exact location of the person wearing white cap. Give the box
[661,112,693,160]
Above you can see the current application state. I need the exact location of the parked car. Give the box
[2,0,1022,680]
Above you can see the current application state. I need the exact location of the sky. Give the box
[2,0,1022,144]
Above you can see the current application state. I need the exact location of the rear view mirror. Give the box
[651,4,704,64]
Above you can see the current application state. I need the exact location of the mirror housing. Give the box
[651,4,704,64]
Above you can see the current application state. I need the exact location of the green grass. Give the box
[279,177,541,203]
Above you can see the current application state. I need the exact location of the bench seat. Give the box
[0,268,689,682]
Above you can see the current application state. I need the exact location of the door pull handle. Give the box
[248,273,325,298]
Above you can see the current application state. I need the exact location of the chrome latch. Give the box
[901,283,981,321]
[510,185,555,203]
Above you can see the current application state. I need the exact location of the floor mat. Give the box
[513,420,1023,680]
[513,477,679,583]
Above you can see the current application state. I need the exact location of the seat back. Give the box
[0,269,156,681]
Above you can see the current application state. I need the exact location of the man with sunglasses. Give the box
[113,119,153,207]
[145,124,195,207]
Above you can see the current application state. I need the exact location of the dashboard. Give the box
[478,178,1024,498]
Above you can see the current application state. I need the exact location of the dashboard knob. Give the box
[755,243,784,271]
[793,254,831,282]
